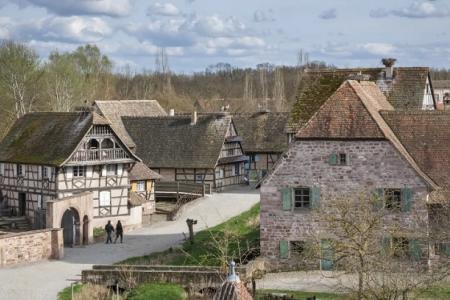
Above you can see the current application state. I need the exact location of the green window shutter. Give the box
[444,243,450,256]
[373,188,385,210]
[279,240,289,259]
[281,188,292,211]
[401,188,413,212]
[381,235,391,256]
[328,153,337,165]
[408,239,422,261]
[320,239,334,271]
[310,187,321,209]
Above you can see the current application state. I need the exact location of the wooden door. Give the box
[18,193,26,216]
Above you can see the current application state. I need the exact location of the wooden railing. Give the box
[70,148,129,162]
[155,181,212,198]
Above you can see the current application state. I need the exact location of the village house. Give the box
[0,111,155,245]
[260,79,448,271]
[433,80,450,108]
[287,62,436,139]
[122,112,247,190]
[129,162,162,223]
[93,100,168,150]
[232,112,289,181]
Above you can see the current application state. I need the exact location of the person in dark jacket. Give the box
[114,220,123,243]
[105,220,114,244]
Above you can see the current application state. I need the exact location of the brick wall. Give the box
[260,140,429,270]
[0,228,63,267]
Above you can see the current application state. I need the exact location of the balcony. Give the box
[69,148,130,163]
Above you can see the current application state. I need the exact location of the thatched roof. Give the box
[129,162,162,181]
[232,112,289,153]
[94,100,167,148]
[0,112,94,166]
[122,114,239,169]
[288,67,432,133]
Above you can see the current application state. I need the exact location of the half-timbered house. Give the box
[0,111,145,232]
[233,112,289,181]
[122,112,247,190]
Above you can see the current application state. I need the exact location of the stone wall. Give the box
[0,228,63,267]
[260,140,429,270]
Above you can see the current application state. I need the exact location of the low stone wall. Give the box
[0,228,63,267]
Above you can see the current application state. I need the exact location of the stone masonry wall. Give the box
[260,140,430,271]
[0,228,63,267]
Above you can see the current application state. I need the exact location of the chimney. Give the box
[169,109,175,116]
[381,58,396,79]
[191,111,197,125]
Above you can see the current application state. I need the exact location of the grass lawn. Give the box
[417,284,450,299]
[57,284,83,300]
[127,283,185,300]
[119,203,260,267]
[256,289,344,300]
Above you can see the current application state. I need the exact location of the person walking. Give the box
[104,220,114,244]
[114,220,123,244]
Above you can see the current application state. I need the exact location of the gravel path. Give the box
[0,186,259,300]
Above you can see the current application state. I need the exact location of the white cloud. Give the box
[0,17,13,39]
[12,0,132,17]
[147,2,180,17]
[319,8,337,20]
[370,1,450,19]
[191,15,246,37]
[253,9,275,22]
[17,16,112,43]
[362,43,396,56]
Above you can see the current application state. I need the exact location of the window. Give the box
[73,166,86,177]
[137,181,146,192]
[37,195,43,209]
[196,174,205,182]
[435,243,450,256]
[392,237,409,258]
[338,153,347,165]
[234,163,240,176]
[290,241,306,256]
[0,163,3,176]
[294,188,310,209]
[42,166,50,179]
[17,164,23,176]
[106,164,117,176]
[227,149,234,156]
[385,189,401,211]
[99,191,111,206]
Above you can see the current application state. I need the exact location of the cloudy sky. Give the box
[0,0,450,72]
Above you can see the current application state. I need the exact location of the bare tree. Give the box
[155,47,173,96]
[0,41,42,118]
[273,67,286,111]
[243,71,254,107]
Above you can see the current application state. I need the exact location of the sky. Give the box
[0,0,450,73]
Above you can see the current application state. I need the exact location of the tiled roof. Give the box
[288,67,431,133]
[94,100,167,148]
[433,80,450,89]
[232,112,289,153]
[296,80,437,189]
[129,162,162,181]
[381,110,450,189]
[0,112,93,166]
[122,114,232,169]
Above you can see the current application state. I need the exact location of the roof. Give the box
[433,80,450,90]
[232,112,289,153]
[122,114,233,169]
[129,162,162,181]
[0,112,93,166]
[381,110,450,189]
[94,100,167,148]
[288,67,431,133]
[296,80,437,189]
[128,192,146,206]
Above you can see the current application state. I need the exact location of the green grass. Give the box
[57,283,83,300]
[417,284,450,299]
[256,289,344,300]
[127,283,185,300]
[120,203,260,267]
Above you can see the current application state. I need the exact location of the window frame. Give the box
[384,188,402,211]
[106,164,117,176]
[293,187,311,210]
[391,237,409,258]
[136,180,146,192]
[17,164,23,177]
[73,166,86,177]
[99,190,111,207]
[290,240,306,257]
[338,153,348,165]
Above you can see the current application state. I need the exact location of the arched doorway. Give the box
[82,215,89,245]
[61,208,80,247]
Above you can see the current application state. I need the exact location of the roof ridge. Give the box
[95,99,159,102]
[348,80,438,189]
